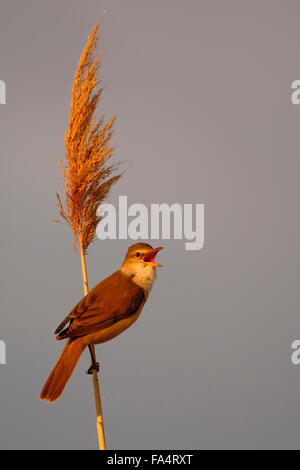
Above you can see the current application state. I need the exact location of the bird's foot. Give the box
[86,362,100,375]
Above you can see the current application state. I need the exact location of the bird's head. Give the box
[120,243,163,290]
[122,243,163,269]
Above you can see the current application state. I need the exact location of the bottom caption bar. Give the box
[90,451,198,466]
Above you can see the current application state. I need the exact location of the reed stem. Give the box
[79,235,106,450]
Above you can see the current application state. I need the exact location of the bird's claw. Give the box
[86,362,100,375]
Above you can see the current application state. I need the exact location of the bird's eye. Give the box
[136,252,141,257]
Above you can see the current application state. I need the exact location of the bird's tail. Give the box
[40,338,85,402]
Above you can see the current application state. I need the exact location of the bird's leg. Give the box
[86,344,100,374]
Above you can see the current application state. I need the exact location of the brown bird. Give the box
[40,243,163,402]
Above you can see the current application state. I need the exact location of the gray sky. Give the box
[1,0,300,449]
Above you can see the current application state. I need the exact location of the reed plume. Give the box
[55,11,121,450]
[56,11,121,254]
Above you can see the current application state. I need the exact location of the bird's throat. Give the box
[121,264,156,292]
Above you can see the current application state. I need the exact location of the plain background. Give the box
[1,0,300,449]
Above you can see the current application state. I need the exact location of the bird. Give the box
[40,243,163,402]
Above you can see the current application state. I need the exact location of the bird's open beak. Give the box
[142,247,163,267]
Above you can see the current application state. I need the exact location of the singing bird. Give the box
[40,243,163,402]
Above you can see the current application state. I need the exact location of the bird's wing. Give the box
[55,271,145,340]
[54,291,98,336]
